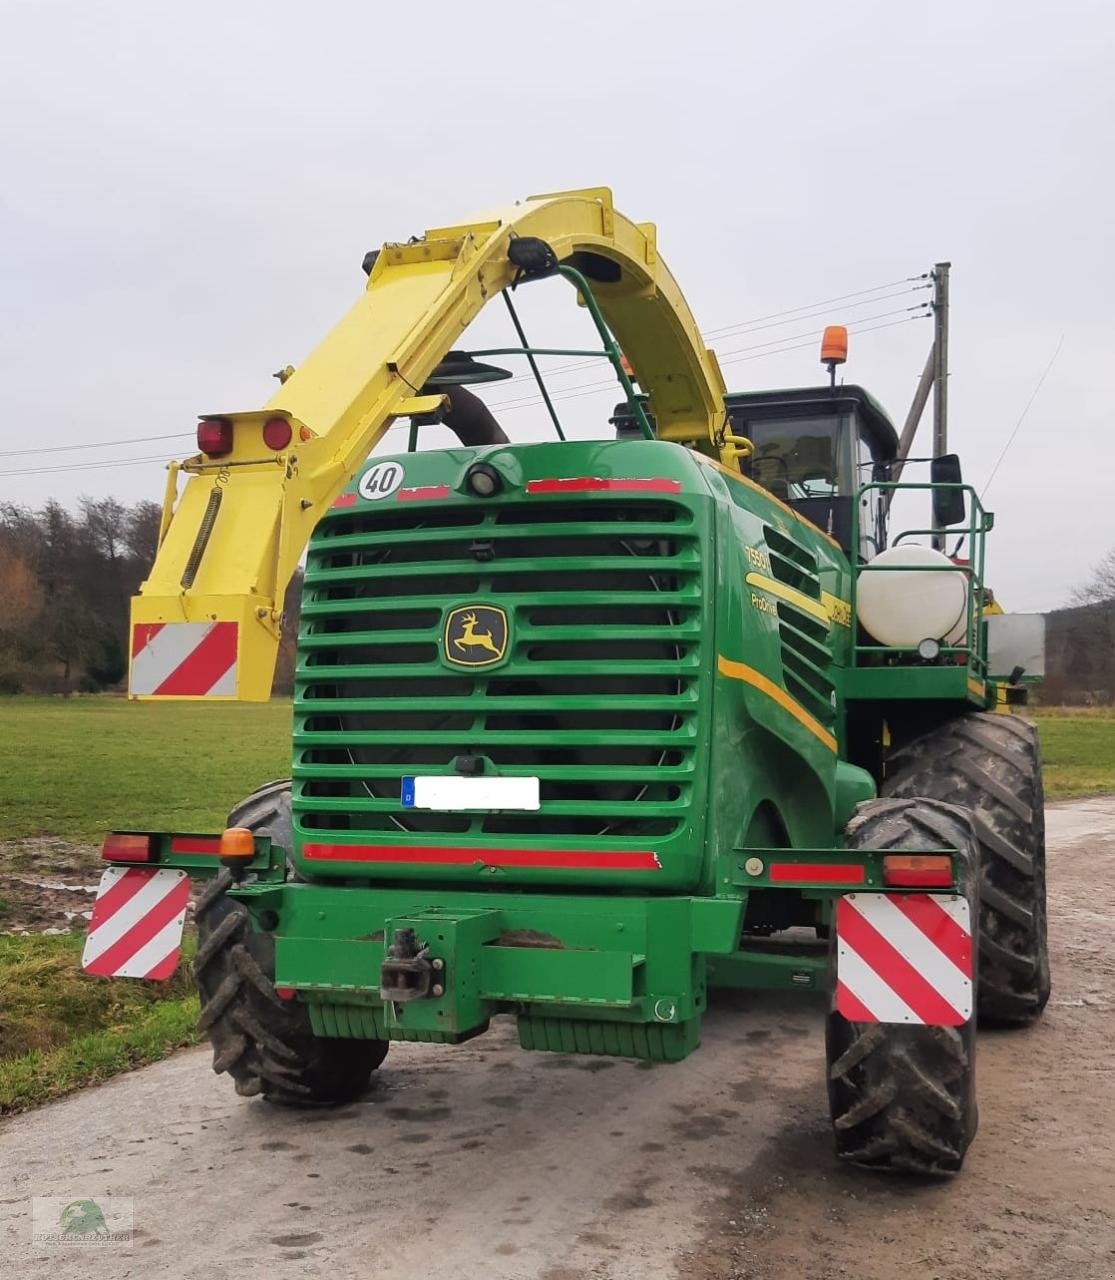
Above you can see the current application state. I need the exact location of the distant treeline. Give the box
[0,500,300,695]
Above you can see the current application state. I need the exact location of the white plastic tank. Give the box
[856,545,969,648]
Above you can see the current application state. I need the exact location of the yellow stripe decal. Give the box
[967,676,987,700]
[745,572,830,624]
[821,591,852,628]
[717,655,838,753]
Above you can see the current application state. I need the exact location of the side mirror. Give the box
[930,453,967,526]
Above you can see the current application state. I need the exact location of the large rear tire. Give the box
[826,798,979,1175]
[193,780,388,1104]
[882,713,1050,1025]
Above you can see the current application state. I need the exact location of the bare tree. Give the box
[1072,547,1115,605]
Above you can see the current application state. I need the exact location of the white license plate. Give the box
[401,775,540,811]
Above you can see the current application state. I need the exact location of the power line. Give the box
[5,273,928,463]
[495,276,929,387]
[486,308,926,413]
[701,283,930,341]
[702,276,928,337]
[0,452,180,477]
[0,431,193,459]
[492,313,930,415]
[714,303,929,360]
[719,313,929,367]
[981,335,1065,499]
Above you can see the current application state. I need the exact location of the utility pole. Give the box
[931,262,951,548]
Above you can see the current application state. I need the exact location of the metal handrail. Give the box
[850,482,993,674]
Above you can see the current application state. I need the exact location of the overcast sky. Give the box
[1,0,1111,610]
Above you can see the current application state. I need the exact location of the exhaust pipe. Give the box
[440,384,509,447]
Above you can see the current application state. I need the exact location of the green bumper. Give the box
[230,881,744,1062]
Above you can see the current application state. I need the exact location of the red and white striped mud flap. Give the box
[131,622,238,697]
[82,868,191,980]
[835,892,973,1026]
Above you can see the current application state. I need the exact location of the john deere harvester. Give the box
[84,188,1048,1175]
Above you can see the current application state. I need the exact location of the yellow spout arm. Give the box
[130,187,727,700]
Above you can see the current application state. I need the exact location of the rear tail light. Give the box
[882,854,953,887]
[102,833,153,863]
[262,416,293,450]
[197,417,233,456]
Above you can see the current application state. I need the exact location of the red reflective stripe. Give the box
[888,893,972,975]
[398,485,451,502]
[131,623,164,657]
[769,863,866,885]
[153,623,237,697]
[332,493,357,508]
[302,843,661,870]
[838,899,965,1025]
[143,947,184,981]
[525,477,682,495]
[835,979,876,1023]
[88,866,155,922]
[85,879,188,978]
[170,837,222,855]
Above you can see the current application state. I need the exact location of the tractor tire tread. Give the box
[193,781,388,1106]
[882,713,1050,1025]
[826,798,978,1176]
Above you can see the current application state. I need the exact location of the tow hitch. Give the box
[380,927,439,1002]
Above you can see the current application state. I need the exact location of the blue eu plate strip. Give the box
[400,776,416,808]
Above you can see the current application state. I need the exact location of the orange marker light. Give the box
[219,826,256,860]
[820,325,848,366]
[882,854,953,888]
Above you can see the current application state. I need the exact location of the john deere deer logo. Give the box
[444,605,509,668]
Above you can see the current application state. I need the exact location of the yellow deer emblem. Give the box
[444,605,509,667]
[455,611,501,656]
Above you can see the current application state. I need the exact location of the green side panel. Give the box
[843,664,990,705]
[706,949,828,992]
[517,1014,700,1062]
[480,946,639,1007]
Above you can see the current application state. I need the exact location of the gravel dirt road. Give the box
[3,797,1113,1279]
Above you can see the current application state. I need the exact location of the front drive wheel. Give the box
[192,781,388,1104]
[826,798,979,1176]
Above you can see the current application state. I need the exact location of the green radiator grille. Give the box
[764,525,836,726]
[293,496,704,844]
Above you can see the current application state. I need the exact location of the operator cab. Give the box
[725,385,899,559]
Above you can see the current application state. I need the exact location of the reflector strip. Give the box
[525,477,682,495]
[169,837,223,855]
[332,493,358,509]
[302,843,662,870]
[398,484,451,502]
[770,862,865,885]
[130,622,238,698]
[82,867,190,981]
[835,892,972,1026]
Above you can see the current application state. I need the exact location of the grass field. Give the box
[1030,706,1115,801]
[0,696,291,842]
[0,932,198,1112]
[0,697,1110,844]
